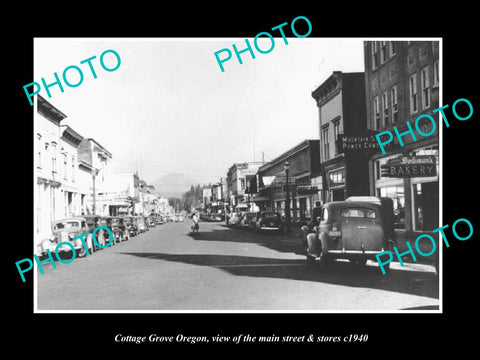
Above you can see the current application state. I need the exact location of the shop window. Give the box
[328,168,345,189]
[379,185,405,229]
[413,182,439,231]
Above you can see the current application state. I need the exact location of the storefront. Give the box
[372,145,439,231]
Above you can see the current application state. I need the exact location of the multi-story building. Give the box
[226,162,265,212]
[59,125,84,217]
[78,138,113,216]
[311,71,371,203]
[36,95,67,240]
[94,172,140,216]
[364,40,440,232]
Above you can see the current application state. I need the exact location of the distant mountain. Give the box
[151,173,198,198]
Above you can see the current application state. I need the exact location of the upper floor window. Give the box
[409,73,418,114]
[391,85,399,122]
[421,66,431,109]
[322,125,330,159]
[389,41,396,57]
[374,96,381,129]
[380,41,387,64]
[371,42,379,70]
[433,60,439,87]
[382,91,389,126]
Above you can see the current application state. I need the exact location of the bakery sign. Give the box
[381,155,437,178]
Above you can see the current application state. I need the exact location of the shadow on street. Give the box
[186,223,305,255]
[119,251,439,300]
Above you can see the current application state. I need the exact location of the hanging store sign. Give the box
[380,155,437,178]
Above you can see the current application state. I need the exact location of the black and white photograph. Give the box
[30,37,442,312]
[8,6,479,354]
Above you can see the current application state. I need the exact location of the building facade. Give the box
[311,71,371,203]
[78,138,113,216]
[254,140,321,222]
[226,162,265,212]
[364,41,440,233]
[36,95,67,240]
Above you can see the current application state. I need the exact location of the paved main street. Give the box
[36,221,439,311]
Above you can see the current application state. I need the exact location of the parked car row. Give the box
[226,197,404,272]
[228,211,285,233]
[36,214,156,260]
[199,213,224,222]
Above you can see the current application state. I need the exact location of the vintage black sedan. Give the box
[252,211,284,233]
[305,199,396,270]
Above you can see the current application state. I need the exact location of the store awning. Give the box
[250,195,270,203]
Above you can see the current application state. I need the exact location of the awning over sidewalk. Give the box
[250,195,270,203]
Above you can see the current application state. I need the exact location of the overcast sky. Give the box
[34,38,364,185]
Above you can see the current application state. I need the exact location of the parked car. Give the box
[155,214,164,225]
[82,215,102,251]
[240,211,257,229]
[305,199,396,270]
[122,215,138,237]
[252,211,284,233]
[37,217,93,259]
[228,212,243,227]
[147,215,156,228]
[136,216,148,233]
[93,217,114,247]
[108,216,127,242]
[211,213,224,222]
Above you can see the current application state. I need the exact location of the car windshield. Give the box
[55,221,80,230]
[341,208,377,219]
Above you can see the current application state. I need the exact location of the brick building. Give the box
[311,71,371,203]
[364,40,440,232]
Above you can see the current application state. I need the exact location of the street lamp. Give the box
[284,161,291,232]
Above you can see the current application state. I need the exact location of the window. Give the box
[382,92,389,126]
[51,142,57,175]
[389,41,396,57]
[37,134,42,169]
[421,66,430,109]
[409,73,418,114]
[240,178,245,190]
[71,156,76,182]
[63,153,68,180]
[380,41,387,63]
[333,119,340,154]
[373,96,381,129]
[341,208,377,219]
[391,85,399,122]
[433,60,439,87]
[371,42,379,70]
[322,125,330,159]
[328,168,345,188]
[419,46,428,59]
